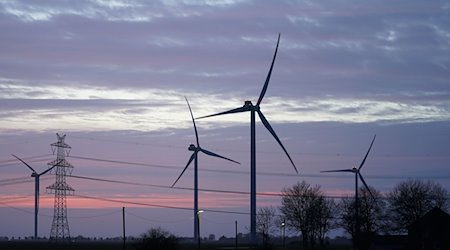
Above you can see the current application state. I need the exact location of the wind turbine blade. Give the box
[197,106,249,119]
[256,33,280,107]
[12,154,36,173]
[171,153,196,188]
[39,165,55,176]
[359,172,375,200]
[358,134,376,170]
[257,110,298,173]
[321,169,354,173]
[199,148,240,165]
[185,97,199,147]
[38,159,62,176]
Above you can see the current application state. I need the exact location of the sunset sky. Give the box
[1,0,449,239]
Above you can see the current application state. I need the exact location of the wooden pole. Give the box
[122,207,126,250]
[235,220,238,250]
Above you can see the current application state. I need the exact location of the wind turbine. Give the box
[197,34,298,244]
[320,134,376,249]
[12,154,60,240]
[172,97,240,242]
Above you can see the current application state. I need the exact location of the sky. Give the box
[0,0,449,240]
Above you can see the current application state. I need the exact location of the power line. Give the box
[69,135,450,159]
[0,154,53,164]
[0,176,30,183]
[70,135,181,149]
[125,210,189,224]
[68,174,355,199]
[4,153,448,181]
[69,155,179,170]
[0,200,34,215]
[67,154,450,180]
[68,209,122,220]
[0,155,54,168]
[69,175,259,196]
[74,194,250,216]
[0,198,122,219]
[0,178,33,187]
[0,195,33,203]
[4,169,448,202]
[0,176,52,187]
[2,173,356,202]
[74,194,193,211]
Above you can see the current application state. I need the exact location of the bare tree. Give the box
[313,196,336,246]
[280,181,334,249]
[138,227,179,250]
[387,179,449,233]
[340,186,387,249]
[256,206,277,247]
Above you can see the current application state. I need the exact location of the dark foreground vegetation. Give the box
[0,240,353,250]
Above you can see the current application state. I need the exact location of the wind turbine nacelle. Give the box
[188,144,196,151]
[244,100,253,107]
[31,173,38,177]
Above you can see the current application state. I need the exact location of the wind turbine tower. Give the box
[172,97,239,242]
[321,134,376,249]
[46,133,74,241]
[12,154,59,240]
[198,34,298,244]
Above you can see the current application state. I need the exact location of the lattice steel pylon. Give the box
[46,133,74,241]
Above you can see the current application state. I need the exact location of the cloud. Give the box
[0,0,162,22]
[264,97,450,124]
[1,79,449,134]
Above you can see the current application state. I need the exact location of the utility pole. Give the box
[122,207,126,250]
[281,220,286,250]
[235,220,238,250]
[46,133,74,242]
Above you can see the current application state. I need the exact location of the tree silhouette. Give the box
[340,186,387,249]
[137,227,179,250]
[280,181,335,249]
[256,206,277,247]
[387,179,449,233]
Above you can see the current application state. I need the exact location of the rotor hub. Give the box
[188,144,196,151]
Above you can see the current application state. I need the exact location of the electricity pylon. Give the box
[46,133,74,241]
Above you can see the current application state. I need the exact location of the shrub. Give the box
[136,227,179,250]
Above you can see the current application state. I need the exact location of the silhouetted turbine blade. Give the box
[257,33,281,107]
[358,134,376,170]
[199,148,240,165]
[172,152,197,188]
[358,172,375,200]
[185,97,199,147]
[321,169,355,173]
[12,154,36,173]
[197,106,249,120]
[257,110,298,174]
[39,161,60,176]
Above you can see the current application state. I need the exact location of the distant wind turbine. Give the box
[320,134,376,249]
[172,97,240,241]
[12,154,60,240]
[197,34,298,244]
